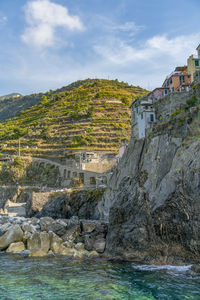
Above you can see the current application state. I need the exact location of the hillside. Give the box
[0,93,41,122]
[0,93,22,100]
[0,79,148,158]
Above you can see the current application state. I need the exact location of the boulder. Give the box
[27,231,50,253]
[88,251,100,258]
[68,216,80,228]
[29,218,39,226]
[74,242,85,251]
[46,223,67,236]
[191,264,200,274]
[93,238,106,253]
[0,216,11,224]
[22,222,36,234]
[74,249,89,259]
[23,231,32,243]
[6,242,25,253]
[27,232,40,251]
[40,217,55,231]
[58,245,76,256]
[0,223,11,237]
[63,240,74,248]
[84,235,94,251]
[29,251,47,257]
[0,225,23,250]
[95,223,108,234]
[74,234,85,244]
[61,225,81,243]
[50,232,62,253]
[40,232,50,252]
[82,221,96,233]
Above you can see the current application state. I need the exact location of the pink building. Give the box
[162,67,191,92]
[148,87,169,100]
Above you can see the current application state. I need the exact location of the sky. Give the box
[0,0,200,96]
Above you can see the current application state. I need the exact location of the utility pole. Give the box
[18,138,21,157]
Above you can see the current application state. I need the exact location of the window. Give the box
[81,153,86,161]
[179,75,185,83]
[195,60,199,67]
[150,114,154,122]
[141,113,143,119]
[170,78,172,84]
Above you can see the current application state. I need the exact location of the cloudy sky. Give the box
[0,0,200,95]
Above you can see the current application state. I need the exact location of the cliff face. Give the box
[102,88,200,264]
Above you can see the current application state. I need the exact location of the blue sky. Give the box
[0,0,200,95]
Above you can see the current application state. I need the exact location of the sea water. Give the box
[0,253,200,299]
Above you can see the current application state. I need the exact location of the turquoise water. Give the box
[0,254,200,299]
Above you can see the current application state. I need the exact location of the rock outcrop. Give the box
[35,189,104,220]
[102,133,200,264]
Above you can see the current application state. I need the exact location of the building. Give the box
[193,70,200,83]
[162,67,191,93]
[187,44,200,82]
[131,97,156,139]
[148,87,169,101]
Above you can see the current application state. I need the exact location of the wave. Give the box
[132,264,192,273]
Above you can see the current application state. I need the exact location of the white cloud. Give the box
[94,34,200,65]
[111,21,145,36]
[21,0,84,48]
[94,33,200,89]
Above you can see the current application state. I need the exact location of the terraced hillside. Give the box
[0,79,148,158]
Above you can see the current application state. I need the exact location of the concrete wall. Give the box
[32,157,110,188]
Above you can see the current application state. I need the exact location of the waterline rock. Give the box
[6,242,25,253]
[0,215,108,258]
[0,225,23,250]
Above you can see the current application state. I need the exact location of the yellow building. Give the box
[187,44,200,82]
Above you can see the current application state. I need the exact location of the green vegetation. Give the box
[0,157,61,186]
[170,109,184,117]
[0,79,148,157]
[186,96,198,107]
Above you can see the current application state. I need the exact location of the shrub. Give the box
[170,109,184,117]
[186,96,197,107]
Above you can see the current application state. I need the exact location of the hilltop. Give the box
[0,93,40,122]
[0,79,148,158]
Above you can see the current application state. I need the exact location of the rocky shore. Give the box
[0,215,108,258]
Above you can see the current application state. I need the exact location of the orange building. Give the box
[162,66,191,92]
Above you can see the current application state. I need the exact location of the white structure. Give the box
[197,44,200,59]
[131,97,156,139]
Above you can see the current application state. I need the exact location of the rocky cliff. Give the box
[101,86,200,264]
